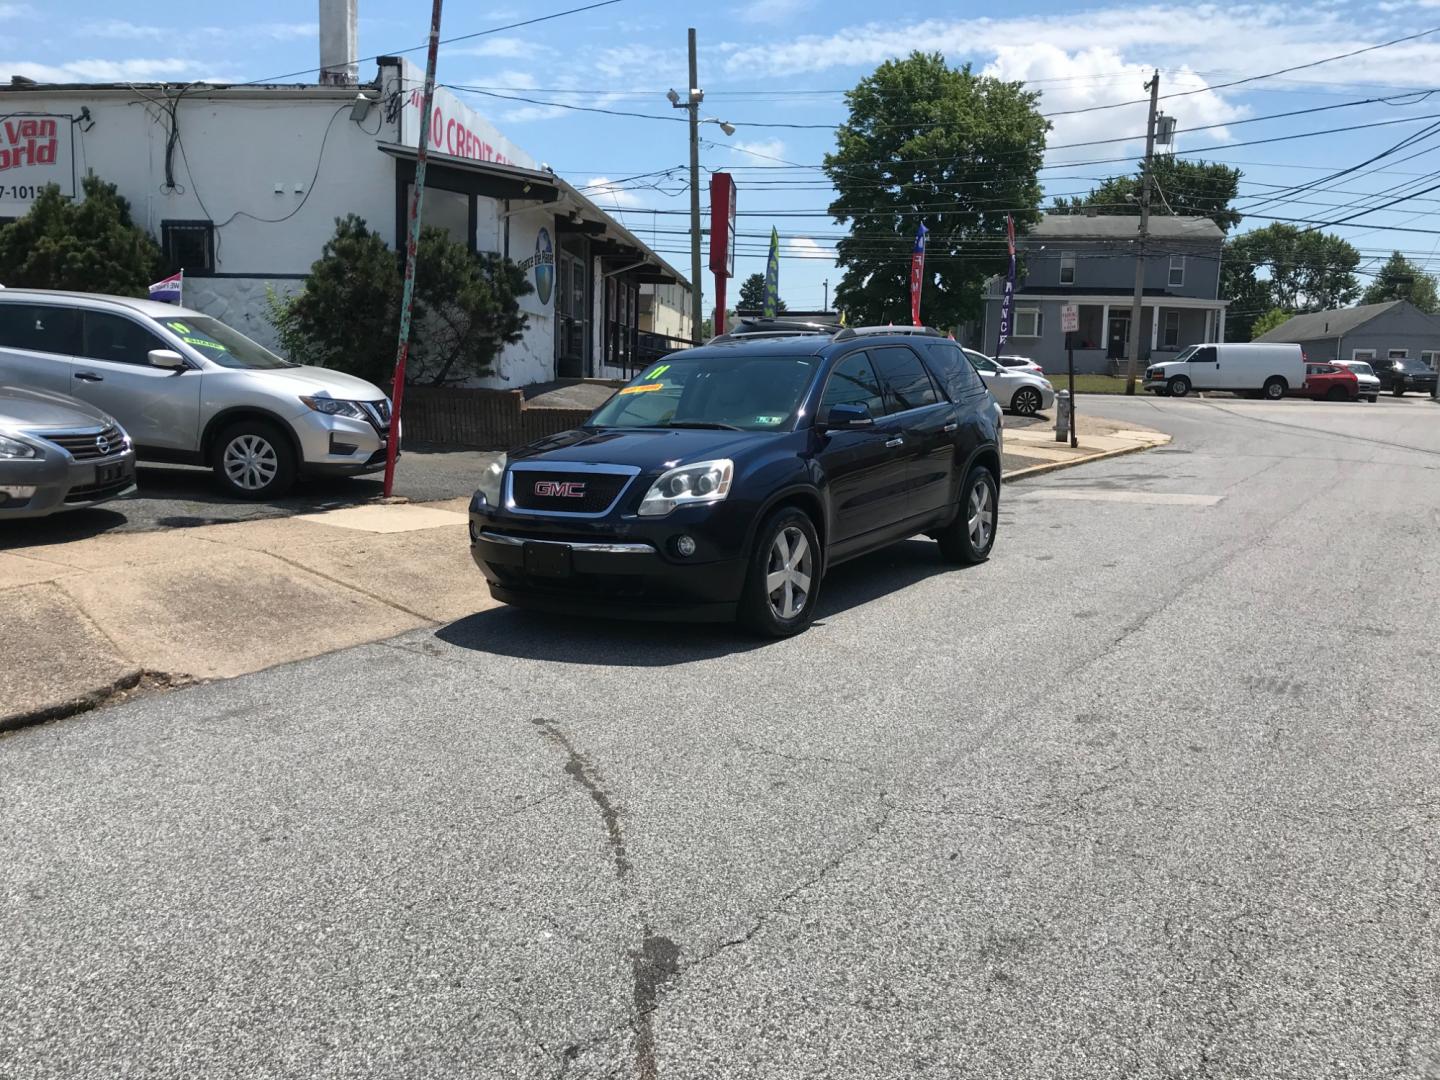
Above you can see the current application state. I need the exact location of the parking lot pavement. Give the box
[0,444,500,544]
[3,394,1438,1078]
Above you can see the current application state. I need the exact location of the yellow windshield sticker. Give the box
[182,335,226,352]
[645,364,671,379]
[165,320,191,334]
[620,382,665,395]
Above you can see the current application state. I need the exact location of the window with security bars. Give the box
[161,220,215,275]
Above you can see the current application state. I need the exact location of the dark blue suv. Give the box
[468,327,1003,636]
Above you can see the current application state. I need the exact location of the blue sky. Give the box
[9,0,1440,312]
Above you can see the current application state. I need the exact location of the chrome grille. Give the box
[42,426,126,461]
[360,400,392,436]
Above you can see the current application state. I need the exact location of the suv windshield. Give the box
[159,316,297,370]
[1394,357,1430,373]
[589,354,818,431]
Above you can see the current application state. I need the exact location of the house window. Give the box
[1163,310,1180,348]
[1013,308,1042,338]
[1168,255,1185,287]
[1387,348,1408,359]
[161,220,215,275]
[1421,350,1440,371]
[1059,251,1075,285]
[1352,349,1376,362]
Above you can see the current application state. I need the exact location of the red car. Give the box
[1300,362,1360,401]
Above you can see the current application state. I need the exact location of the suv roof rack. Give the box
[832,325,945,341]
[708,316,838,344]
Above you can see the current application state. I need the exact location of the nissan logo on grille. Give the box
[534,480,587,498]
[95,434,110,456]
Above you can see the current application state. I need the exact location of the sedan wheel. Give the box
[1012,387,1042,415]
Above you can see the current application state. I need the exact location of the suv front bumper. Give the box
[291,409,397,477]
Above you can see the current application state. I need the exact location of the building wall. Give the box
[983,298,1216,374]
[1291,307,1440,364]
[1019,240,1223,299]
[640,282,691,341]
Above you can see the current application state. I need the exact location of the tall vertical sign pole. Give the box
[383,0,445,497]
[687,28,704,345]
[1061,302,1079,448]
[1124,71,1160,396]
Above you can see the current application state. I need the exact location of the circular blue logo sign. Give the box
[534,227,554,307]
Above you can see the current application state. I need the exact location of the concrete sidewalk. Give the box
[1,415,1167,729]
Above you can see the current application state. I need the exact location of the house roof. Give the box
[1029,214,1225,241]
[1253,301,1404,342]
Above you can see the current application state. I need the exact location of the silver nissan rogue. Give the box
[0,290,394,498]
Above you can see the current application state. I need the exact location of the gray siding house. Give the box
[1254,300,1440,368]
[980,214,1228,374]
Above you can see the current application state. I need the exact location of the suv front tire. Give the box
[739,506,821,638]
[213,419,298,499]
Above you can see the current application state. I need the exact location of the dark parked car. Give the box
[469,329,1004,636]
[1370,355,1439,396]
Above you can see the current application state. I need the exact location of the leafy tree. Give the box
[1249,308,1293,340]
[1052,158,1243,232]
[1220,224,1361,340]
[737,272,785,313]
[1361,250,1440,312]
[269,214,531,385]
[825,52,1048,328]
[0,175,161,294]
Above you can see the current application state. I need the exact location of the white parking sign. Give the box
[1061,304,1079,334]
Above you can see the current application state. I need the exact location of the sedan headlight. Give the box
[476,454,507,507]
[638,459,733,517]
[0,433,38,460]
[300,395,367,420]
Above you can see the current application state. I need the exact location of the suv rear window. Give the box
[869,346,940,412]
[0,303,80,355]
[920,341,983,399]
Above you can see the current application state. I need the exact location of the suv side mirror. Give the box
[823,403,874,429]
[148,349,186,371]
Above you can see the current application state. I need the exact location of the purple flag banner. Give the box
[996,214,1016,350]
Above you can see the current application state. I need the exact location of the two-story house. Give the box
[980,214,1228,374]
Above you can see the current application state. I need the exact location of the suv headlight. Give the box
[476,454,507,507]
[638,459,733,517]
[0,433,38,460]
[300,395,367,420]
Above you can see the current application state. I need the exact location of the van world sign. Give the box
[0,114,76,208]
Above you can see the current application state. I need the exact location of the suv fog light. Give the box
[674,535,697,557]
[329,435,359,456]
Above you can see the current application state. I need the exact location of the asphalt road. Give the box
[3,395,1438,1079]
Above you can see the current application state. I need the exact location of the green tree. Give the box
[824,52,1048,328]
[1249,308,1293,340]
[737,272,785,313]
[1052,158,1243,233]
[269,215,531,385]
[1361,250,1440,312]
[1220,224,1361,340]
[0,175,160,294]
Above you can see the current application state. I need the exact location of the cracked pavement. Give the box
[2,397,1439,1079]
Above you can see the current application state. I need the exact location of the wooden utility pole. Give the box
[383,0,444,496]
[1123,72,1160,396]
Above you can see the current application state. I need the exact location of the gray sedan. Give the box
[0,386,136,519]
[962,348,1056,416]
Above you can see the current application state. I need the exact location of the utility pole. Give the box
[823,278,829,312]
[686,29,703,345]
[1124,71,1160,395]
[382,0,443,496]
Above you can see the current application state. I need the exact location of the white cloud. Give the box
[1,57,215,82]
[582,176,646,208]
[785,236,835,261]
[736,0,813,26]
[450,37,541,59]
[728,138,788,164]
[84,19,315,41]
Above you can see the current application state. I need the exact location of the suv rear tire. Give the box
[738,507,821,638]
[213,419,298,500]
[938,465,998,565]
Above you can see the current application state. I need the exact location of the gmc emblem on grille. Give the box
[534,480,587,498]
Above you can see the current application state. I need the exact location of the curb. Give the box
[1002,439,1166,484]
[0,670,190,737]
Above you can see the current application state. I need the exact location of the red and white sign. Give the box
[709,172,736,279]
[1061,304,1079,334]
[0,114,75,214]
[397,59,536,170]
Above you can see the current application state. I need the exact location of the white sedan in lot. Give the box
[963,348,1056,416]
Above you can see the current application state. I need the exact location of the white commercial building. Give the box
[0,5,690,387]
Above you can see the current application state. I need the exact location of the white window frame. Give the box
[1162,310,1180,348]
[1387,348,1408,359]
[1013,308,1043,338]
[1420,350,1440,370]
[1059,251,1076,285]
[1352,349,1376,362]
[1168,255,1185,287]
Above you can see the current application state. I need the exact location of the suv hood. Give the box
[232,365,388,401]
[512,426,783,469]
[0,384,115,431]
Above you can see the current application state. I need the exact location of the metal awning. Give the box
[378,142,561,203]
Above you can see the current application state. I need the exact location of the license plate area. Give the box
[95,462,131,484]
[524,541,573,578]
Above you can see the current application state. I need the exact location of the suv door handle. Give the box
[884,436,904,448]
[942,422,958,433]
[74,372,103,383]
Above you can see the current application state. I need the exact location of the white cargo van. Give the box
[1144,343,1305,400]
